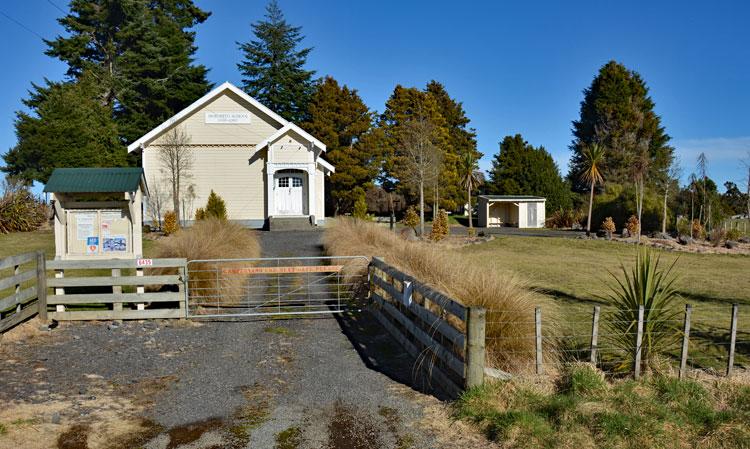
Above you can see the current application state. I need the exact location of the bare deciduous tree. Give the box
[396,116,443,237]
[146,177,168,230]
[157,126,193,224]
[659,158,682,234]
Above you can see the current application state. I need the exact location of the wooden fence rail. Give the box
[369,257,485,397]
[46,258,187,321]
[0,251,46,333]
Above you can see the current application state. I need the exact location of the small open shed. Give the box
[44,168,147,260]
[477,195,546,228]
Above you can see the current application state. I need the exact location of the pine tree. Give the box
[425,81,481,211]
[237,0,315,122]
[45,0,212,144]
[568,61,673,192]
[488,134,572,212]
[301,76,379,214]
[3,73,126,184]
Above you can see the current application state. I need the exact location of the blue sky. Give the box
[1,0,748,191]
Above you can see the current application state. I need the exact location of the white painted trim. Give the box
[127,82,288,153]
[317,158,335,174]
[257,123,327,153]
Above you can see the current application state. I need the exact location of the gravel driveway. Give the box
[0,230,494,449]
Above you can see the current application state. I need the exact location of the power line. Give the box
[0,9,44,40]
[45,0,66,14]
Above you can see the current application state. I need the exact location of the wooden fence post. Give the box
[634,305,645,380]
[179,264,187,319]
[727,303,739,377]
[54,269,65,312]
[535,307,543,375]
[466,306,486,388]
[679,304,691,379]
[112,268,122,316]
[36,252,47,323]
[590,305,600,364]
[14,263,21,314]
[136,268,145,311]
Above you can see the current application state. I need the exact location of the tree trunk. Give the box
[586,180,595,236]
[467,182,473,229]
[419,180,425,237]
[637,179,643,243]
[662,189,668,235]
[172,183,181,225]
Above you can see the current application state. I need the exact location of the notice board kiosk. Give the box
[44,168,147,260]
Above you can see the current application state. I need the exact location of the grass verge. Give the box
[456,364,750,449]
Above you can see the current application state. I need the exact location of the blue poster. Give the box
[86,236,99,255]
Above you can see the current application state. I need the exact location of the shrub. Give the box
[0,188,47,234]
[726,227,742,241]
[676,217,691,236]
[691,219,705,240]
[153,219,260,304]
[323,218,541,371]
[402,206,419,231]
[546,208,583,229]
[601,217,616,239]
[204,190,227,220]
[602,247,681,373]
[430,209,449,241]
[352,190,369,220]
[194,207,206,221]
[625,215,639,237]
[709,228,726,247]
[163,210,179,235]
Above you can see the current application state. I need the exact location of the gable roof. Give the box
[127,82,289,153]
[257,123,327,153]
[44,168,147,194]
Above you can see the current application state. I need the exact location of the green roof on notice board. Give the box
[44,167,146,193]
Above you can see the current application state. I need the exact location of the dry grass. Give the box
[152,219,261,304]
[324,218,546,371]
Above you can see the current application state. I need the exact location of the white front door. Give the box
[275,175,305,215]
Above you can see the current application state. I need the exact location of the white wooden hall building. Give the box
[128,82,334,228]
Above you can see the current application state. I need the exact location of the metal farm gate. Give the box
[185,256,370,318]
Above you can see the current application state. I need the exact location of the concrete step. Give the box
[268,216,314,231]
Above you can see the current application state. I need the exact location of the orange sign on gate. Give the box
[222,265,344,274]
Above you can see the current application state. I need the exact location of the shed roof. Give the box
[479,195,546,202]
[44,168,146,193]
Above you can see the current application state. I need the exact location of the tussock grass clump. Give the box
[153,219,260,303]
[456,365,750,449]
[324,218,542,371]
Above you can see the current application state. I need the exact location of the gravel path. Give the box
[0,229,494,449]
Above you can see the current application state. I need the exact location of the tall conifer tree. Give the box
[568,61,673,192]
[489,134,572,212]
[237,0,315,122]
[301,76,379,214]
[45,0,212,143]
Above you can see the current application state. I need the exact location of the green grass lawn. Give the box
[0,229,156,260]
[456,236,750,370]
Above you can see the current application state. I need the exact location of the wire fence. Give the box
[484,303,747,378]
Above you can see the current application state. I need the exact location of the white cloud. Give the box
[673,136,750,163]
[672,136,750,186]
